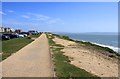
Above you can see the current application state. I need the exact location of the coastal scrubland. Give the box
[47,33,119,78]
[47,33,101,78]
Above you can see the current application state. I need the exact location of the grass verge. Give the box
[31,34,41,38]
[47,33,100,79]
[2,34,41,61]
[2,37,33,60]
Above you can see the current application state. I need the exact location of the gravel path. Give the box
[1,33,54,77]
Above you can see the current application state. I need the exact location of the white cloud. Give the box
[3,12,63,28]
[23,13,63,24]
[7,10,15,13]
[35,14,50,21]
[21,15,30,19]
[3,20,38,26]
[27,13,51,21]
[46,18,61,24]
[0,11,6,15]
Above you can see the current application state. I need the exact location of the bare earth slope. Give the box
[53,36,118,77]
[1,33,53,77]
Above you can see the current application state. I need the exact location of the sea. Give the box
[54,32,119,53]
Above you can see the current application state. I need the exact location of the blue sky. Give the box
[1,2,118,33]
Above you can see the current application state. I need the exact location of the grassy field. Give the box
[2,34,41,60]
[47,33,100,79]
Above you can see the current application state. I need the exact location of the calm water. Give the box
[54,32,119,52]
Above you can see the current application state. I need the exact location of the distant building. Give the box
[0,27,5,32]
[11,28,15,33]
[4,27,11,33]
[0,27,14,33]
[15,29,22,33]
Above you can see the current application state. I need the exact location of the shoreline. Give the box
[77,40,119,53]
[52,33,120,57]
[50,33,119,77]
[91,42,119,53]
[53,33,119,54]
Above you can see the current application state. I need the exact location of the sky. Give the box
[1,2,118,33]
[2,0,119,2]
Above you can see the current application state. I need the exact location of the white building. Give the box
[0,27,15,33]
[0,27,5,32]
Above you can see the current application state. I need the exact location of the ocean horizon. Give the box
[53,32,119,53]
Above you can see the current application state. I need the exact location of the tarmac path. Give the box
[1,33,54,77]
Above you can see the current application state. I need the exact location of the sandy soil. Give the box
[0,33,54,77]
[53,37,77,47]
[53,36,118,77]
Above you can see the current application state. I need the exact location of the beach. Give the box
[52,34,119,77]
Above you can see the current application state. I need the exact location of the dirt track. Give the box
[1,33,53,77]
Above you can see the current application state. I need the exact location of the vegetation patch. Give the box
[48,38,56,46]
[2,34,41,60]
[2,37,33,60]
[31,34,41,38]
[47,33,100,79]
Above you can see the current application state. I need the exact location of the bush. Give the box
[109,55,115,58]
[27,37,31,39]
[62,36,70,40]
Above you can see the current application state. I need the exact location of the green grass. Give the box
[48,38,56,46]
[48,38,64,48]
[47,33,100,79]
[2,37,33,60]
[2,34,41,60]
[52,47,99,78]
[31,34,41,38]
